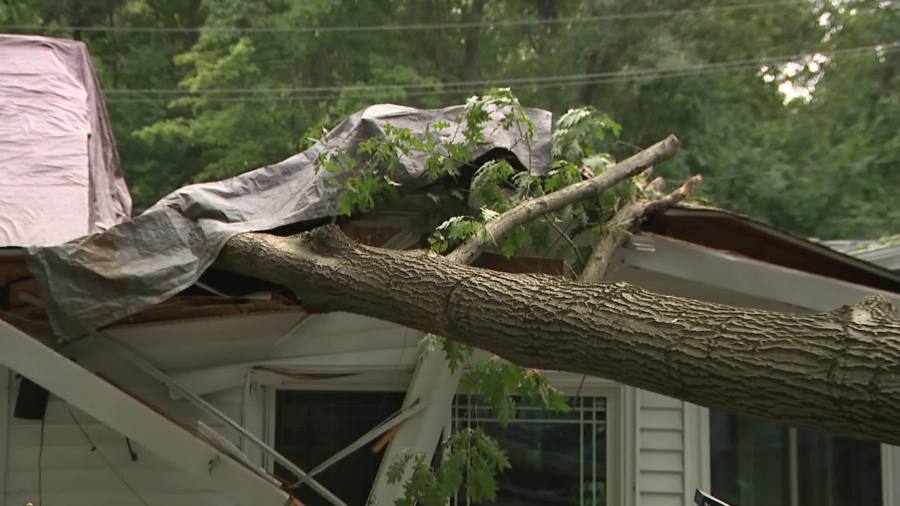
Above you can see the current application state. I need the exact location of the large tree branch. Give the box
[447,134,681,264]
[217,226,900,444]
[579,174,703,282]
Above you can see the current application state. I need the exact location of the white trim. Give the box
[369,345,461,505]
[882,444,900,506]
[632,388,641,506]
[684,402,711,504]
[699,405,711,493]
[0,319,291,506]
[788,427,800,506]
[264,385,277,474]
[622,386,638,506]
[621,233,900,311]
[172,346,419,396]
[242,372,268,468]
[855,245,900,271]
[660,208,900,284]
[0,366,8,506]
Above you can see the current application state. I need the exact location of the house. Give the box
[2,205,900,506]
[2,33,900,506]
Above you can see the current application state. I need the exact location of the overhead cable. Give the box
[0,1,807,34]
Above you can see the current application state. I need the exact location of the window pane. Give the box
[477,419,583,505]
[710,409,882,506]
[797,428,881,506]
[275,390,404,506]
[710,410,790,506]
[455,396,606,506]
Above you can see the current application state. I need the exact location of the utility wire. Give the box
[65,404,150,506]
[110,44,885,96]
[0,1,807,34]
[102,43,898,103]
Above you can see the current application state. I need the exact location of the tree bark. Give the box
[217,226,900,445]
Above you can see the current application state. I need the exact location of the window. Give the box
[710,409,882,506]
[452,395,608,506]
[274,390,404,506]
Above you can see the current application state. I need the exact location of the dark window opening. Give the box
[710,409,882,506]
[275,390,405,506]
[453,395,607,506]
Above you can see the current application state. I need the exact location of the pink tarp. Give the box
[0,34,131,246]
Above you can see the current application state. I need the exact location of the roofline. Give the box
[655,206,900,287]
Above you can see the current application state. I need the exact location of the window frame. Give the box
[263,370,627,505]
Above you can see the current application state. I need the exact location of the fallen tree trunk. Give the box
[217,225,900,444]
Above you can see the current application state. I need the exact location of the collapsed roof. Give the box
[7,66,896,340]
[24,103,552,340]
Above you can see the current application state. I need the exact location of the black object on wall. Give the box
[14,376,50,420]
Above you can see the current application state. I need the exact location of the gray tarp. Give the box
[26,103,551,340]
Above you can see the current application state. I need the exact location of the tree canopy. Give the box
[1,0,897,239]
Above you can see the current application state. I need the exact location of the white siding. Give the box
[635,390,709,506]
[3,373,246,506]
[1,311,417,506]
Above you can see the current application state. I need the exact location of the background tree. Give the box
[2,0,896,238]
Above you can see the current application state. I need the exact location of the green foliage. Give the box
[552,107,622,164]
[461,357,570,425]
[393,348,569,506]
[427,215,487,253]
[388,428,511,506]
[469,159,517,211]
[418,334,473,373]
[307,88,537,217]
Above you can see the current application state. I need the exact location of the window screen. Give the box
[453,395,607,506]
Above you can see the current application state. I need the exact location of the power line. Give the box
[102,43,898,104]
[104,43,895,96]
[0,1,806,34]
[102,66,748,103]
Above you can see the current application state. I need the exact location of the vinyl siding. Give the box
[636,390,709,506]
[1,311,417,506]
[3,374,244,506]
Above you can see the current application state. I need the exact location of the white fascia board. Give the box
[171,346,419,396]
[0,319,293,506]
[855,245,900,271]
[621,233,900,312]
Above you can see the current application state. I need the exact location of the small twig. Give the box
[643,174,703,213]
[642,176,667,194]
[546,217,585,265]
